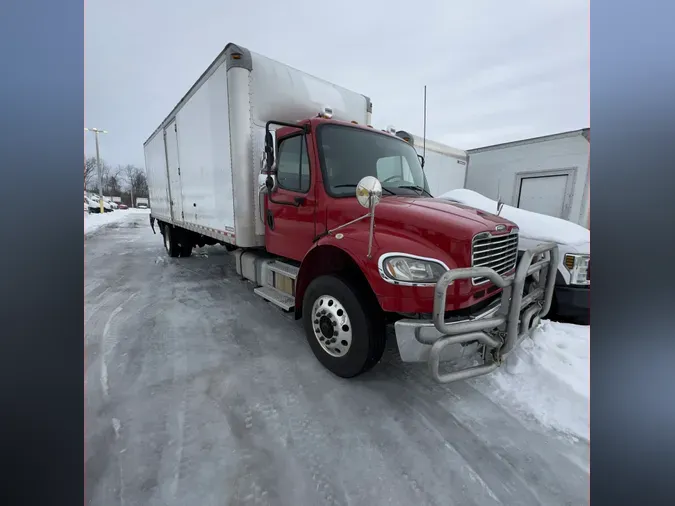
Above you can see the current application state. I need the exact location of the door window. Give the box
[276,135,310,193]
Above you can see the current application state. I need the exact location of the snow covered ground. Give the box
[472,320,590,441]
[85,213,589,505]
[84,208,150,235]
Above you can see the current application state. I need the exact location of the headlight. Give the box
[564,254,590,286]
[380,255,447,284]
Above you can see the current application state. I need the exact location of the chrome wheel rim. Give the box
[311,295,353,357]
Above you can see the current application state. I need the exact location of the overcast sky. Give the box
[85,0,589,168]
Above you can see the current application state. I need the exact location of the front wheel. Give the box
[302,275,386,378]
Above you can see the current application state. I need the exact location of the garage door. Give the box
[517,174,569,218]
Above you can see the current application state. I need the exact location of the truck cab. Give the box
[242,112,559,381]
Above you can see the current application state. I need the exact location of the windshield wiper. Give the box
[397,185,433,197]
[333,184,396,195]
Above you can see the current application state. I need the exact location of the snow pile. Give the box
[438,189,589,246]
[472,320,590,440]
[84,208,149,235]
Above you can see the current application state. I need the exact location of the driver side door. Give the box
[264,133,317,261]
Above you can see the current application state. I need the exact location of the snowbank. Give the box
[84,208,149,235]
[438,189,589,246]
[471,320,589,440]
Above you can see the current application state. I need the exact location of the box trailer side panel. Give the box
[144,130,171,220]
[144,43,371,247]
[174,59,235,235]
[408,135,467,197]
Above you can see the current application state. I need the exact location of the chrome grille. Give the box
[471,230,519,285]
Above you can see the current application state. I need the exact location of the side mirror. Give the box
[418,154,425,168]
[260,150,267,172]
[355,176,382,210]
[265,174,277,192]
[264,131,275,173]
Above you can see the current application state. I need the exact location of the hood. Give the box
[438,189,590,246]
[365,196,518,247]
[409,198,517,229]
[324,195,519,269]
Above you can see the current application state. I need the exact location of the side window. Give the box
[276,135,310,193]
[376,156,413,182]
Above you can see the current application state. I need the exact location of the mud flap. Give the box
[149,216,156,234]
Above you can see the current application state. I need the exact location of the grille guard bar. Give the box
[425,242,559,383]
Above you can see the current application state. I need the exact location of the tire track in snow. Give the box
[100,292,137,397]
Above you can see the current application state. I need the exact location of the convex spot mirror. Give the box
[356,176,382,209]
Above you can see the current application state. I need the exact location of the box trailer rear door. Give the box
[165,120,183,221]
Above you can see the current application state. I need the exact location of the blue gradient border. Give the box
[0,0,84,504]
[591,0,675,503]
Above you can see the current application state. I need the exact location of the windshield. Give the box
[317,124,430,197]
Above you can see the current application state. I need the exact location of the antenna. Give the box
[496,174,503,215]
[423,85,427,159]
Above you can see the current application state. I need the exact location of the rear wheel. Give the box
[302,275,386,378]
[163,226,181,257]
[179,241,193,257]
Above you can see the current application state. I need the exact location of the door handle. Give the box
[294,196,306,206]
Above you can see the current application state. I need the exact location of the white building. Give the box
[465,129,590,228]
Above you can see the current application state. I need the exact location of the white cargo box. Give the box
[144,43,372,248]
[402,133,468,197]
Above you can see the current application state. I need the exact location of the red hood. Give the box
[324,196,518,269]
[374,197,517,237]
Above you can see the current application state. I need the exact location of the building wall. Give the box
[466,133,590,226]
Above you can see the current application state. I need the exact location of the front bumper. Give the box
[555,283,590,322]
[394,242,560,383]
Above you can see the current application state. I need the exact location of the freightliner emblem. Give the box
[495,224,506,232]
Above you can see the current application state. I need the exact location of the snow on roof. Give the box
[439,189,590,246]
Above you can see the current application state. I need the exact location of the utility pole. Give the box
[84,127,108,214]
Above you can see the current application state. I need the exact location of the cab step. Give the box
[253,286,295,311]
[267,260,299,280]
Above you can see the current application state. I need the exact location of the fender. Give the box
[294,235,379,319]
[295,225,471,316]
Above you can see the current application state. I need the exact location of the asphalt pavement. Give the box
[85,213,589,506]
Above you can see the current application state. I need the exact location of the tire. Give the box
[179,242,193,258]
[302,274,386,378]
[163,226,181,257]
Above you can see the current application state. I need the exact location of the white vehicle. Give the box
[103,196,119,209]
[439,189,590,324]
[135,197,149,209]
[87,194,113,213]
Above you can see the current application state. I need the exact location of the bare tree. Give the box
[133,170,149,197]
[120,164,137,206]
[84,156,99,190]
[119,164,148,205]
[85,156,119,194]
[107,175,122,196]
